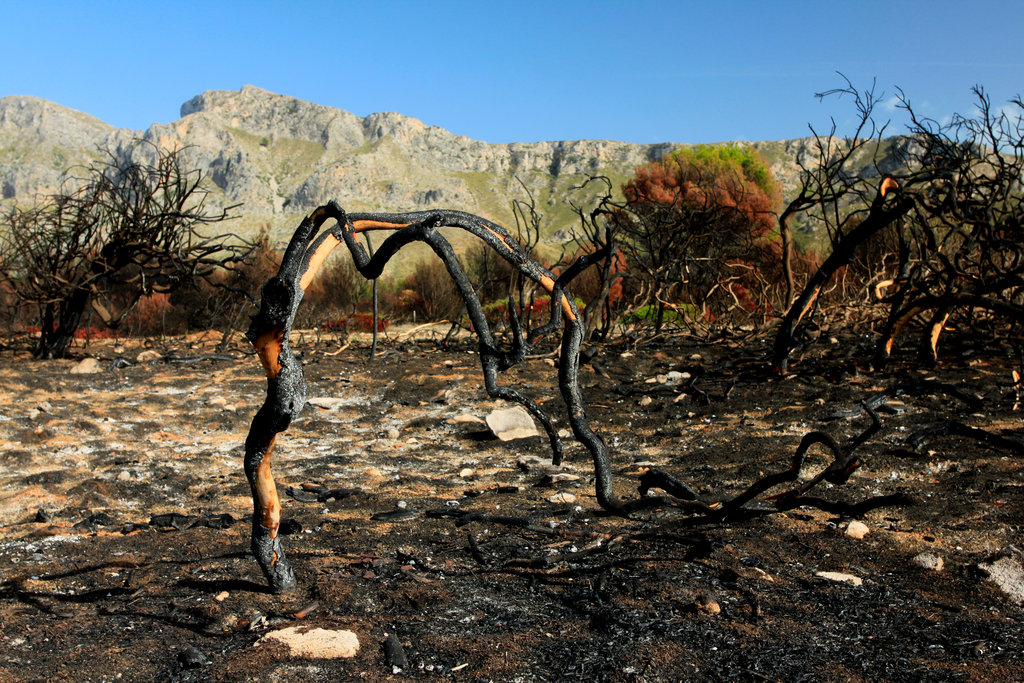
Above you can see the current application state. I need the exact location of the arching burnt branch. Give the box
[244,202,623,591]
[639,402,904,520]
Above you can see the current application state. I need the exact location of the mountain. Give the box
[0,85,895,260]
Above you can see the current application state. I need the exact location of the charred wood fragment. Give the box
[637,402,902,520]
[910,421,1024,456]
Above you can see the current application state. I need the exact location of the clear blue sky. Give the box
[3,1,1022,144]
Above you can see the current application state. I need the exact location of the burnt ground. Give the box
[0,328,1022,682]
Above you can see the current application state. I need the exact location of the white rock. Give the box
[912,553,944,571]
[385,427,401,440]
[70,357,102,374]
[258,626,360,658]
[548,491,577,504]
[845,521,870,540]
[136,349,162,363]
[306,397,348,410]
[486,406,540,441]
[516,455,548,471]
[815,571,863,587]
[638,396,653,407]
[980,553,1024,604]
[450,414,486,426]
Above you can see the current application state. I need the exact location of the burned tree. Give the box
[244,202,621,591]
[873,88,1024,366]
[244,201,904,593]
[772,80,1024,372]
[0,140,250,358]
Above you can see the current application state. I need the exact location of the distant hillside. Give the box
[0,85,900,263]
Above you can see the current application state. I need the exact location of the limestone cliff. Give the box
[0,85,895,252]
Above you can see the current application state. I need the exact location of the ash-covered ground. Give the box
[0,330,1022,681]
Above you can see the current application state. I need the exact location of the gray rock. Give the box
[383,633,409,672]
[177,646,208,669]
[912,552,944,571]
[979,549,1024,604]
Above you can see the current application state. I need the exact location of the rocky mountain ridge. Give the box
[0,85,893,251]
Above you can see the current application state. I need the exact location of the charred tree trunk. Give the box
[772,178,912,373]
[34,287,90,359]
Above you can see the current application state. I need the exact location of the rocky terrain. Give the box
[0,329,1021,681]
[0,85,896,254]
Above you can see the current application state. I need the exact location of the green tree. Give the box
[615,144,782,331]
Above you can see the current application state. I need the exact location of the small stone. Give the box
[307,397,348,410]
[638,396,653,407]
[486,406,541,441]
[694,593,720,616]
[458,468,476,479]
[136,349,162,363]
[517,455,551,472]
[383,633,409,672]
[845,521,870,540]
[450,414,486,426]
[214,591,230,602]
[258,626,360,658]
[547,491,576,504]
[70,357,102,374]
[548,473,580,484]
[655,374,668,384]
[117,470,132,481]
[979,551,1024,604]
[688,353,703,361]
[34,509,52,523]
[385,427,401,440]
[665,370,690,384]
[815,571,863,587]
[177,646,207,669]
[912,553,944,571]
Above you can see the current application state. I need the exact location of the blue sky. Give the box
[2,1,1022,144]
